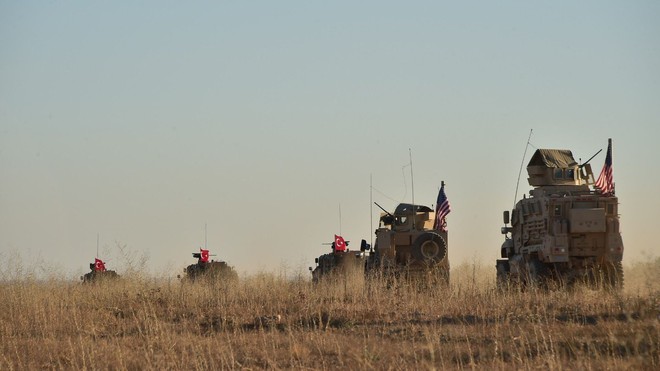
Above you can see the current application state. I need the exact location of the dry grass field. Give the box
[1,259,658,370]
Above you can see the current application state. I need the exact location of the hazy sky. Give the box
[1,2,659,278]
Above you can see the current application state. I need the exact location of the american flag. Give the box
[433,183,451,232]
[594,139,614,196]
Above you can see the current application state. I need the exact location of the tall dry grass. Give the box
[0,260,658,370]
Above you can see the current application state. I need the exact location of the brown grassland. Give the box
[1,259,658,370]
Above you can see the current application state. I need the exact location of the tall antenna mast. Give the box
[514,129,534,208]
[96,233,99,259]
[204,222,207,250]
[409,148,415,229]
[338,203,342,236]
[370,173,373,249]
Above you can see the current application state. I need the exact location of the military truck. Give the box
[497,142,624,289]
[309,238,369,283]
[365,203,450,285]
[81,258,119,283]
[180,249,238,282]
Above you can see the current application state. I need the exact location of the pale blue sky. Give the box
[1,2,659,278]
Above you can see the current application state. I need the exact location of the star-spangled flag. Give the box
[433,183,451,232]
[94,258,106,272]
[594,139,614,196]
[200,248,210,263]
[334,235,346,252]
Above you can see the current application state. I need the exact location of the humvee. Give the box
[365,203,450,284]
[497,141,624,289]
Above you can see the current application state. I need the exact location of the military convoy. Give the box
[365,203,450,285]
[76,139,624,292]
[496,140,624,289]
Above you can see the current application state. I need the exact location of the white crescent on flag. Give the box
[334,235,346,252]
[94,258,106,272]
[200,249,210,263]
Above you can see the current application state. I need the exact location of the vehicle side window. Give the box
[554,168,563,179]
[566,168,575,180]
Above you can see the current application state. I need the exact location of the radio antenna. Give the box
[96,233,99,259]
[409,148,415,229]
[204,222,207,250]
[514,129,533,208]
[338,203,342,236]
[370,173,373,249]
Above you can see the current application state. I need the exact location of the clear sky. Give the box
[1,1,659,279]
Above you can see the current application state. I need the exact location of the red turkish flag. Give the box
[94,258,106,272]
[200,249,209,263]
[334,235,346,252]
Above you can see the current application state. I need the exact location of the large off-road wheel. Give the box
[602,261,624,290]
[496,260,511,290]
[411,232,447,264]
[525,258,550,289]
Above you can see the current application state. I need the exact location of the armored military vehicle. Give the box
[365,202,450,285]
[181,248,238,282]
[81,258,119,283]
[497,140,624,289]
[309,235,369,283]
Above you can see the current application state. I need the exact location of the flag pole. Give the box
[609,138,614,194]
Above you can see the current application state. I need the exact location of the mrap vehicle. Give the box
[365,203,450,284]
[497,141,624,288]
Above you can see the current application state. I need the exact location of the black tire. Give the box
[603,261,624,290]
[411,232,447,263]
[526,258,550,289]
[496,260,510,290]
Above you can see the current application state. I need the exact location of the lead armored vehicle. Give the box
[81,258,119,283]
[181,248,238,282]
[497,140,624,289]
[309,236,369,283]
[365,203,450,285]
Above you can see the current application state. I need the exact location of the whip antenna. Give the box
[409,148,415,229]
[370,173,373,249]
[513,129,533,209]
[339,203,342,236]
